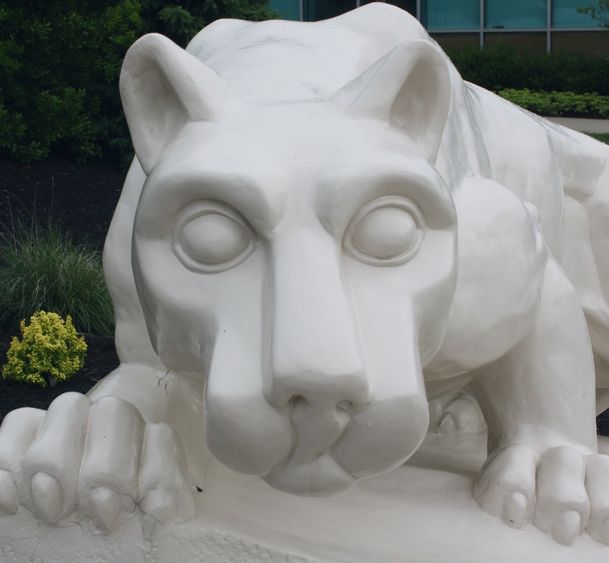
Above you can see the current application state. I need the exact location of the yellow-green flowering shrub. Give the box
[2,311,87,387]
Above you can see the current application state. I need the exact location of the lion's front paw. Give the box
[0,392,194,532]
[428,391,485,434]
[474,444,609,545]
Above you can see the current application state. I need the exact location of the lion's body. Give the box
[3,3,608,543]
[105,3,609,394]
[47,4,609,543]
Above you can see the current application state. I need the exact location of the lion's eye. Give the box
[344,196,424,266]
[174,203,254,273]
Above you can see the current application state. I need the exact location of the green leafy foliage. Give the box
[0,222,114,336]
[498,89,609,118]
[2,311,87,387]
[141,0,276,46]
[0,0,276,163]
[0,0,144,162]
[577,0,609,27]
[448,43,609,96]
[588,132,609,144]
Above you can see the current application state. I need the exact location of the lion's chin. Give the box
[263,453,355,496]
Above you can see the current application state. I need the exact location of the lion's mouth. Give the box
[205,375,429,493]
[260,393,430,495]
[263,395,356,494]
[264,452,355,495]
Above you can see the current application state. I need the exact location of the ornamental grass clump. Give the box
[2,311,87,387]
[0,222,114,336]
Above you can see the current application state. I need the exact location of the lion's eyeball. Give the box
[345,196,424,266]
[174,203,254,272]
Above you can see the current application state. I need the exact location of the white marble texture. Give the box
[2,2,609,554]
[2,435,609,562]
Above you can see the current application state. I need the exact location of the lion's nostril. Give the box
[288,395,307,410]
[287,395,354,415]
[336,400,353,414]
[286,393,353,465]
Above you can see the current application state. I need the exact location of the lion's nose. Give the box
[268,228,369,409]
[270,369,368,410]
[286,396,352,464]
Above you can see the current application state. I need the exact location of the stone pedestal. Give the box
[3,433,607,563]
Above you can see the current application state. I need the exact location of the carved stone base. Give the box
[2,433,607,562]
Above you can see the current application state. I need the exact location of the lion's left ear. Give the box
[120,33,237,174]
[332,40,451,163]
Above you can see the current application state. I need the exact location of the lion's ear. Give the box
[120,33,237,174]
[332,40,450,163]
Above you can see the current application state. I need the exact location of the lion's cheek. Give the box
[204,394,292,475]
[335,393,429,478]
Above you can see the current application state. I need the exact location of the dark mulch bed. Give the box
[1,155,609,436]
[0,156,124,422]
[600,410,609,436]
[0,331,118,421]
[0,156,126,250]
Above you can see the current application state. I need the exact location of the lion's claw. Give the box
[475,443,609,546]
[31,473,64,524]
[0,393,193,531]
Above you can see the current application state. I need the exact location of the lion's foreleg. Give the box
[471,257,609,545]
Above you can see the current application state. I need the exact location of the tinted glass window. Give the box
[485,0,547,29]
[362,0,417,17]
[422,0,480,29]
[270,0,301,20]
[386,0,417,17]
[303,0,357,20]
[553,0,600,28]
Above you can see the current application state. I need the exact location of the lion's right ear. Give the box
[120,34,237,174]
[331,40,450,164]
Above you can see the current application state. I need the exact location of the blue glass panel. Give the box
[270,0,301,20]
[362,0,417,18]
[424,0,480,30]
[553,0,600,28]
[485,0,546,29]
[303,0,357,21]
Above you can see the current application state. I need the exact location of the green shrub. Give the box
[0,222,114,336]
[448,43,609,96]
[0,0,276,163]
[2,311,87,387]
[0,0,144,162]
[498,89,609,118]
[142,0,276,47]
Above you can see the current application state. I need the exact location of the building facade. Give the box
[269,0,608,54]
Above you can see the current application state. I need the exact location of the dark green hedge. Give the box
[4,11,608,163]
[498,89,609,118]
[448,43,609,96]
[0,0,275,163]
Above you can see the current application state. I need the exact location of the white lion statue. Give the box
[1,3,609,547]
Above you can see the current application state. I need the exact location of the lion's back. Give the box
[185,3,430,104]
[464,82,609,377]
